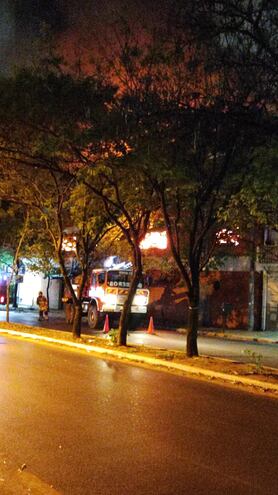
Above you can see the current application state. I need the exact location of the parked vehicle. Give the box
[62,268,149,328]
[82,268,149,328]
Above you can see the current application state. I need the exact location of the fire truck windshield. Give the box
[107,271,143,288]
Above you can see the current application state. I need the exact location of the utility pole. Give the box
[248,227,256,331]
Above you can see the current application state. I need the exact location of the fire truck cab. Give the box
[82,268,149,329]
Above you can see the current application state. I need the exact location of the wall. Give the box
[17,272,62,310]
[147,271,262,330]
[41,278,62,310]
[200,271,262,330]
[264,268,278,330]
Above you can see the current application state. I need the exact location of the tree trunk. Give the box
[186,271,200,357]
[118,268,141,346]
[248,267,255,331]
[71,302,82,338]
[6,280,10,323]
[187,303,199,357]
[46,276,50,311]
[12,281,18,308]
[57,250,85,339]
[248,230,256,331]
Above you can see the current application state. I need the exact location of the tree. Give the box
[0,162,115,337]
[0,203,30,321]
[130,100,271,355]
[102,15,277,356]
[23,236,61,307]
[64,182,115,334]
[173,0,278,101]
[0,63,154,346]
[74,153,154,345]
[0,65,117,337]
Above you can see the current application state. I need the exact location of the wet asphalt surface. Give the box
[0,335,278,494]
[1,310,278,368]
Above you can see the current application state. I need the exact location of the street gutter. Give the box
[1,326,278,396]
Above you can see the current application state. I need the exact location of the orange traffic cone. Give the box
[103,314,110,334]
[147,316,155,335]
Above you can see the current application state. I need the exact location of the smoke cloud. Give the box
[1,0,167,73]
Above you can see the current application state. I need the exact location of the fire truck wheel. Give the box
[88,304,99,329]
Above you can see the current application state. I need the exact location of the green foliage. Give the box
[0,249,13,270]
[24,252,60,278]
[156,352,175,361]
[108,328,119,344]
[243,349,263,373]
[218,142,278,239]
[0,204,28,253]
[173,0,278,100]
[0,10,276,348]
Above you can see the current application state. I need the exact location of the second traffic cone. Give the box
[103,314,110,333]
[147,316,155,335]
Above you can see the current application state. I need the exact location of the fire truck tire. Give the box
[88,304,100,329]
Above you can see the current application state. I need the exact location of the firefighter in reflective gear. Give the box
[36,291,48,321]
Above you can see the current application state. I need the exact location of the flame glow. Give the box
[140,231,168,250]
[216,229,240,246]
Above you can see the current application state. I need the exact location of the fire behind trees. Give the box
[0,2,277,355]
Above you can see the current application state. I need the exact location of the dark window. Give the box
[98,272,105,285]
[213,280,221,291]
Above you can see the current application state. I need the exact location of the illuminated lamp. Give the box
[104,256,117,268]
[140,231,168,250]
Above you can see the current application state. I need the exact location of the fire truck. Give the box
[81,268,149,328]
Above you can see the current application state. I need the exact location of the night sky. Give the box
[0,0,165,73]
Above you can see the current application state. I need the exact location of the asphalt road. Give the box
[1,310,278,368]
[0,335,277,494]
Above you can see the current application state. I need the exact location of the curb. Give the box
[1,327,278,394]
[176,328,278,345]
[203,332,278,345]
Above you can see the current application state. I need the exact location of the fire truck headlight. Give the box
[134,295,147,306]
[104,294,117,306]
